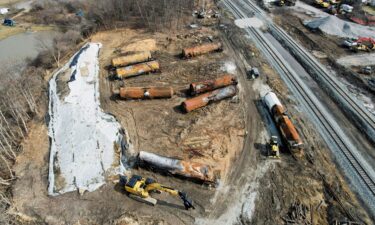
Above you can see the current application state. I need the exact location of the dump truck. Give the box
[119,174,195,210]
[263,92,303,153]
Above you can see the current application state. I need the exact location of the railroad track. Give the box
[223,0,375,196]
[241,0,375,142]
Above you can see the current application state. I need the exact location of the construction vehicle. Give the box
[343,37,375,52]
[247,67,260,79]
[268,136,280,158]
[119,174,195,210]
[2,18,15,27]
[277,0,296,7]
[314,0,330,8]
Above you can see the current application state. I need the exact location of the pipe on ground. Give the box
[189,74,237,95]
[138,151,217,183]
[181,85,237,113]
[116,60,160,79]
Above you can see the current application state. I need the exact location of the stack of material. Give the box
[181,74,238,112]
[111,51,160,79]
[282,202,311,225]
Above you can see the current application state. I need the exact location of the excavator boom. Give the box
[120,175,195,210]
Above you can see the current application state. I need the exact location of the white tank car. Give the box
[263,91,282,112]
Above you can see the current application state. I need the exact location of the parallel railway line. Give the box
[223,0,375,196]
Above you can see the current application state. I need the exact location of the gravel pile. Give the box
[304,15,375,39]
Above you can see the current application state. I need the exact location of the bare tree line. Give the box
[85,0,195,31]
[0,65,45,223]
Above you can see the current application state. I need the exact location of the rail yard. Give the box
[2,0,375,224]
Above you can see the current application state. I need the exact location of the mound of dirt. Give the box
[121,39,157,53]
[304,15,375,39]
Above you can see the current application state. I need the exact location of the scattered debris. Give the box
[282,201,311,224]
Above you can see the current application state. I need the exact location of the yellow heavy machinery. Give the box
[268,136,280,158]
[314,0,330,8]
[119,175,195,210]
[277,0,296,6]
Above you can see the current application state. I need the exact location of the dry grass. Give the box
[0,24,55,41]
[0,0,22,5]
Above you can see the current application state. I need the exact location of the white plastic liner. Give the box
[48,43,124,195]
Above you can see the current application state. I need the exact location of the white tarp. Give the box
[48,43,124,195]
[0,8,9,15]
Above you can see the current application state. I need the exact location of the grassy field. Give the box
[0,24,55,41]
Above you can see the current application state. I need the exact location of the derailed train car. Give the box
[263,92,303,153]
[138,151,218,184]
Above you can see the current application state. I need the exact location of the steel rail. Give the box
[223,0,375,195]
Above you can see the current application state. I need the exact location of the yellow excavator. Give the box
[314,0,330,8]
[268,136,280,159]
[119,175,195,210]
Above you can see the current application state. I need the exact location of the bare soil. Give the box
[8,2,372,225]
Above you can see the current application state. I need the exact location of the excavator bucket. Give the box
[179,192,195,210]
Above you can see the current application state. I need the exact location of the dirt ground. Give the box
[219,13,372,224]
[94,27,245,181]
[7,2,373,225]
[10,20,248,224]
[272,10,375,95]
